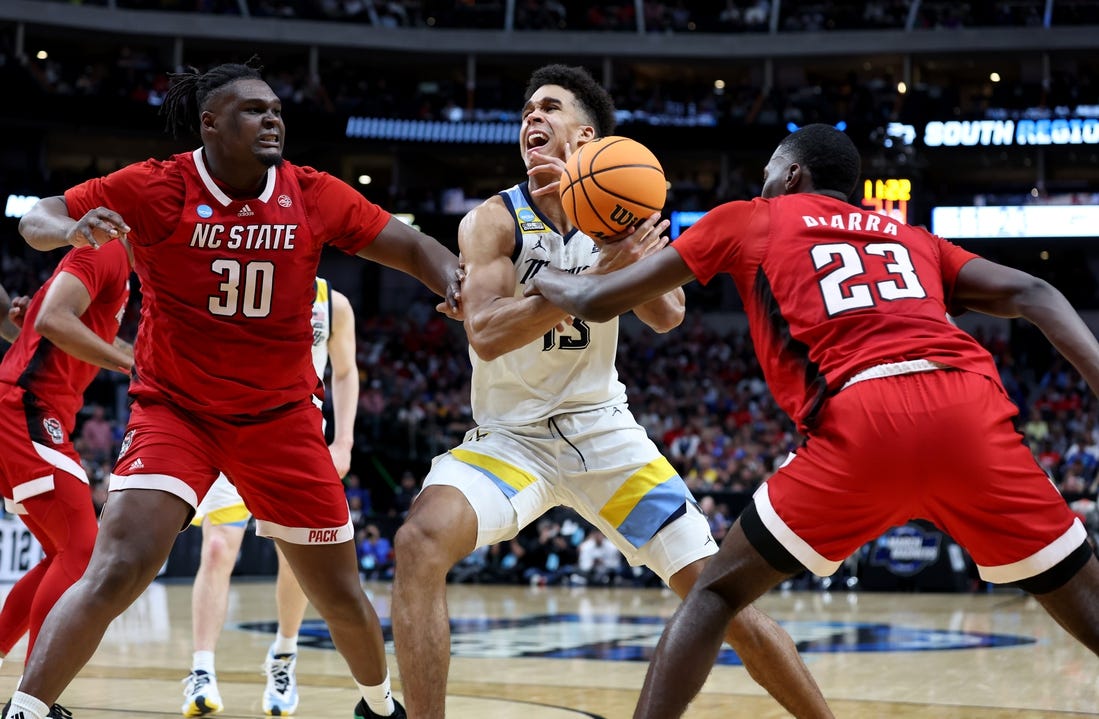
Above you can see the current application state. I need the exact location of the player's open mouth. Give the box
[258,134,280,147]
[526,131,549,150]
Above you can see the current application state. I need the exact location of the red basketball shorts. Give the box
[109,399,351,544]
[0,386,89,505]
[756,369,1084,584]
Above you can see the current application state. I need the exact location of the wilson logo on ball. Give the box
[559,136,666,241]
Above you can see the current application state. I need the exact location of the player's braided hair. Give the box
[779,123,862,198]
[524,64,616,138]
[161,56,265,138]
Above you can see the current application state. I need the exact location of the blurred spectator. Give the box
[573,530,623,586]
[391,470,420,517]
[77,404,116,464]
[357,523,394,579]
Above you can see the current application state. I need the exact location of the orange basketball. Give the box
[559,136,666,241]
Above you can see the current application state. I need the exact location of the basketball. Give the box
[559,136,666,241]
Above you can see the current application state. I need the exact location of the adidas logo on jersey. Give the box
[128,458,145,471]
[238,203,255,217]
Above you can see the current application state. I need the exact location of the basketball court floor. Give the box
[0,580,1094,718]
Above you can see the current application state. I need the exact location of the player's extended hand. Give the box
[588,212,670,275]
[68,207,130,249]
[436,263,466,321]
[8,296,30,329]
[528,142,571,197]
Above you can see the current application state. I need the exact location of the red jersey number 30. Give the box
[208,258,276,318]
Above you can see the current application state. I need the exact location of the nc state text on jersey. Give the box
[189,223,299,250]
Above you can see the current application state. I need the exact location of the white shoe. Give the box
[262,647,300,715]
[181,670,223,716]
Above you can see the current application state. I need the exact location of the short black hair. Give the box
[778,124,861,198]
[161,57,265,138]
[524,64,616,138]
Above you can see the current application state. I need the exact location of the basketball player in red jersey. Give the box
[12,60,459,719]
[528,123,1099,718]
[0,239,132,715]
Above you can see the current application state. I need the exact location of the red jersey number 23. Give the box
[811,242,927,317]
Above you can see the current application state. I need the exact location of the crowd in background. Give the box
[6,15,1096,144]
[47,0,1099,31]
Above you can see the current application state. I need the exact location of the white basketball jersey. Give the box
[310,277,332,378]
[470,183,627,425]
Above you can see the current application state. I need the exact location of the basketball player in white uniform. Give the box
[182,278,359,717]
[390,64,832,719]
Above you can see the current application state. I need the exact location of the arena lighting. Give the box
[787,121,848,133]
[669,210,706,239]
[931,205,1099,239]
[345,117,520,144]
[5,194,40,218]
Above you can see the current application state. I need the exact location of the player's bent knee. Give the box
[394,520,462,571]
[1015,540,1094,594]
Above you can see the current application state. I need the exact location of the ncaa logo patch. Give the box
[278,194,293,207]
[42,418,64,444]
[516,207,545,233]
[197,204,214,219]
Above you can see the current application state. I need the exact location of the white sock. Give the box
[192,650,216,674]
[271,633,298,656]
[9,691,49,719]
[357,671,394,716]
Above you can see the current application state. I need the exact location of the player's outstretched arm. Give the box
[35,271,133,374]
[20,196,130,251]
[357,216,460,312]
[953,257,1099,396]
[327,289,358,478]
[528,245,696,325]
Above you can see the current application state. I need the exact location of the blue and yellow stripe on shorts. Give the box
[449,448,538,498]
[599,457,687,549]
[190,502,251,528]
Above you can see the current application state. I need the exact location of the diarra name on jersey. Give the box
[189,222,299,251]
[803,212,899,235]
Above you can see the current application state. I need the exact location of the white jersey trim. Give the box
[108,472,200,508]
[977,519,1088,584]
[192,148,276,207]
[753,481,842,577]
[255,518,354,545]
[11,474,54,503]
[32,441,90,484]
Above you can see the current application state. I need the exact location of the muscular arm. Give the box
[20,196,130,251]
[953,257,1099,396]
[326,289,359,478]
[530,245,697,325]
[357,216,460,305]
[460,197,572,361]
[0,284,18,343]
[34,272,132,373]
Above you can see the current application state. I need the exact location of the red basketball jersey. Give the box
[673,193,999,430]
[0,241,131,429]
[64,150,389,415]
